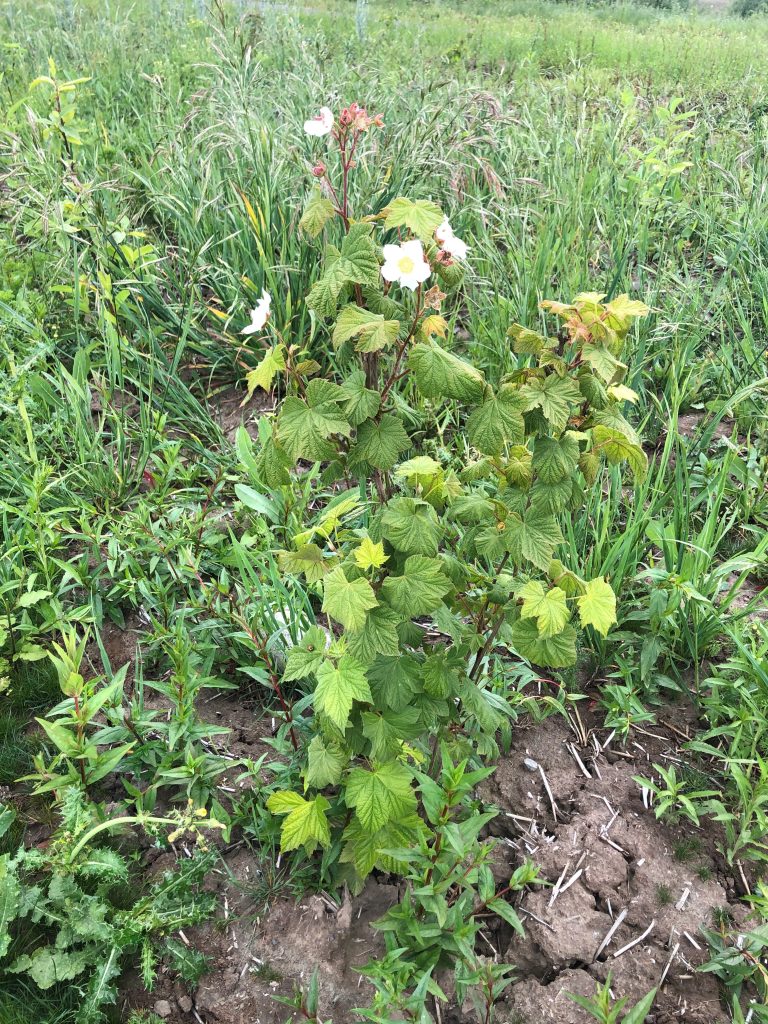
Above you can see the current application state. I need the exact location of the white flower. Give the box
[303,106,334,137]
[435,217,469,260]
[241,290,271,335]
[381,239,431,291]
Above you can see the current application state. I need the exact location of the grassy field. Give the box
[1,0,767,1021]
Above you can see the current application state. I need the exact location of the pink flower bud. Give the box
[312,162,326,178]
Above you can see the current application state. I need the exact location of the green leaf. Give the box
[234,484,280,523]
[278,544,332,584]
[277,395,350,462]
[508,323,553,356]
[306,247,347,320]
[408,341,486,404]
[346,762,416,833]
[306,227,381,320]
[351,414,411,471]
[333,305,400,353]
[381,497,442,556]
[518,581,571,638]
[581,343,627,384]
[511,618,577,668]
[621,989,657,1024]
[367,656,422,711]
[305,735,345,789]
[346,606,402,665]
[244,345,285,397]
[577,577,617,637]
[256,436,292,487]
[314,655,372,730]
[322,567,378,632]
[521,375,581,432]
[0,856,20,958]
[532,434,579,484]
[267,791,331,852]
[353,537,388,571]
[10,948,91,989]
[503,511,564,570]
[340,223,381,287]
[382,555,451,617]
[592,425,647,481]
[383,197,444,241]
[283,626,329,682]
[299,188,336,237]
[467,388,525,455]
[339,370,381,425]
[487,896,524,936]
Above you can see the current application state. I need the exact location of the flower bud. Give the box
[312,162,326,178]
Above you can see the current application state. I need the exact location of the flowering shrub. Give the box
[240,103,648,888]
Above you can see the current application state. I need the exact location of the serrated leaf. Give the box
[346,762,416,833]
[383,197,444,241]
[322,567,378,632]
[367,655,422,711]
[519,580,571,638]
[339,370,381,425]
[577,577,616,637]
[340,223,381,287]
[532,434,579,484]
[267,791,331,852]
[346,605,402,665]
[299,188,336,237]
[277,395,350,462]
[592,425,647,481]
[508,323,553,355]
[521,375,581,432]
[0,856,20,958]
[381,497,442,556]
[581,343,627,384]
[503,511,563,570]
[381,555,451,617]
[10,948,91,989]
[419,314,448,340]
[333,305,400,352]
[467,388,525,455]
[306,247,347,319]
[244,345,285,397]
[351,415,411,471]
[315,655,372,730]
[505,445,533,488]
[607,383,639,404]
[511,618,577,668]
[353,537,388,571]
[283,626,330,681]
[408,341,486,404]
[305,735,345,789]
[278,544,332,584]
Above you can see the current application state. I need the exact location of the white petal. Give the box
[304,107,333,137]
[382,244,402,262]
[444,235,468,260]
[381,261,400,283]
[399,273,420,291]
[413,261,432,284]
[401,238,425,261]
[435,218,452,243]
[241,322,259,335]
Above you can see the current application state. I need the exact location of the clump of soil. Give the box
[486,717,738,1023]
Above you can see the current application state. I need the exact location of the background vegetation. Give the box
[0,0,766,1020]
